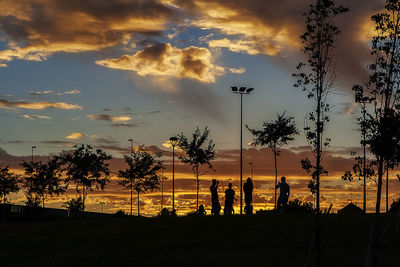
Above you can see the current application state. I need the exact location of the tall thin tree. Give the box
[293,1,348,266]
[177,127,215,211]
[247,112,299,210]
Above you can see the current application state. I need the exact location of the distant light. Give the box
[246,88,254,93]
[231,86,238,92]
[239,87,246,92]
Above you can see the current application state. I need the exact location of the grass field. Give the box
[1,213,399,266]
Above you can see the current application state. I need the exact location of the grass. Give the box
[0,213,399,266]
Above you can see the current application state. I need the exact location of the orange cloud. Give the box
[65,132,83,140]
[0,99,83,110]
[87,114,131,122]
[96,43,225,83]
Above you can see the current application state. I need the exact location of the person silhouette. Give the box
[210,179,221,215]
[197,204,206,215]
[224,183,236,215]
[244,177,253,215]
[276,176,290,211]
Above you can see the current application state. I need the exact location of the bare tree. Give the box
[177,127,215,211]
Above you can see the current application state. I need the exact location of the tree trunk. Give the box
[82,185,86,211]
[42,195,45,208]
[137,191,140,216]
[196,166,199,211]
[2,195,6,223]
[130,183,133,216]
[274,147,278,210]
[386,165,389,213]
[315,87,322,267]
[366,217,379,267]
[376,158,383,214]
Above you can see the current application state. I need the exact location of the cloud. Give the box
[111,122,147,128]
[28,90,54,96]
[65,132,83,140]
[64,89,81,95]
[144,110,161,115]
[229,67,246,74]
[0,99,83,110]
[87,114,131,122]
[0,0,179,66]
[209,38,262,55]
[96,43,225,83]
[337,102,359,115]
[22,114,51,120]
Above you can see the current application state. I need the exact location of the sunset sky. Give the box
[0,0,398,215]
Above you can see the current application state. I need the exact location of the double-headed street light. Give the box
[232,86,255,215]
[169,136,179,212]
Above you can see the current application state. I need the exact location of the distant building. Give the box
[338,202,364,214]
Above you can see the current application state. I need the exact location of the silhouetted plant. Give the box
[22,156,65,208]
[63,197,85,212]
[389,198,400,212]
[177,127,215,211]
[285,198,314,213]
[247,112,299,209]
[118,146,163,216]
[0,164,19,204]
[115,209,127,217]
[24,191,41,208]
[293,0,348,266]
[0,164,19,222]
[61,145,111,211]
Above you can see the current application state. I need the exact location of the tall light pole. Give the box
[232,86,254,215]
[31,146,36,163]
[169,136,178,212]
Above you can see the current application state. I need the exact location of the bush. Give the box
[24,191,41,208]
[115,209,127,217]
[285,198,314,213]
[63,197,85,212]
[389,198,400,212]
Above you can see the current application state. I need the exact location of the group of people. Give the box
[209,176,290,215]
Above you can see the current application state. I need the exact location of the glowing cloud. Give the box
[96,43,225,83]
[87,114,132,122]
[0,99,83,110]
[22,114,51,120]
[66,132,83,140]
[64,89,81,95]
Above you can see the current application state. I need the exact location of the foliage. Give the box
[293,0,348,210]
[389,198,400,212]
[115,209,127,217]
[247,112,299,154]
[24,191,41,208]
[353,0,400,214]
[118,146,163,194]
[61,145,111,209]
[342,156,376,182]
[63,197,85,212]
[177,127,215,210]
[22,156,65,208]
[0,164,19,203]
[285,199,314,213]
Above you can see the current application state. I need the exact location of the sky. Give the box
[0,0,398,215]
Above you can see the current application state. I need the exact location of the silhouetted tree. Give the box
[22,156,65,208]
[0,164,19,204]
[0,164,19,222]
[177,127,215,211]
[62,145,111,211]
[293,1,348,266]
[351,1,400,265]
[63,197,85,212]
[247,112,298,210]
[118,146,163,216]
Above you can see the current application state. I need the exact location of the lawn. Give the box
[0,213,399,266]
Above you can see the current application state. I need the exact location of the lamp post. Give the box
[31,146,36,163]
[232,86,254,215]
[128,139,134,215]
[169,136,178,212]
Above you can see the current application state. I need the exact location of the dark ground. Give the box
[0,213,399,266]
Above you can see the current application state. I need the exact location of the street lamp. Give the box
[31,146,36,163]
[232,86,255,215]
[128,139,133,154]
[169,136,179,212]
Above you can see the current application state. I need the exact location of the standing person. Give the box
[224,183,236,215]
[244,177,253,215]
[276,176,290,211]
[210,179,221,215]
